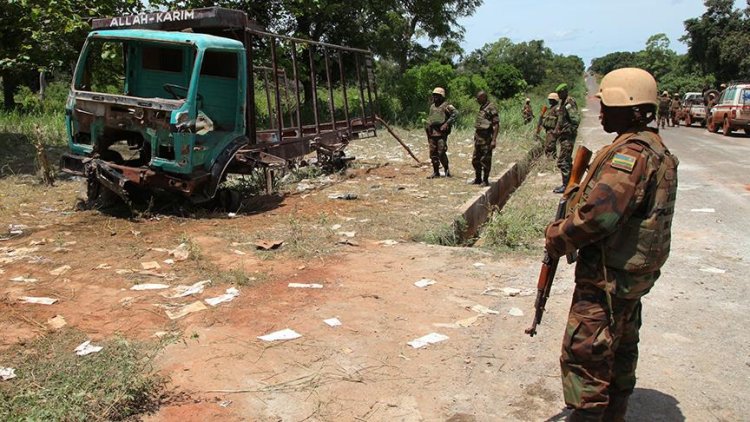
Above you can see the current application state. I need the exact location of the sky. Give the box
[456,0,747,66]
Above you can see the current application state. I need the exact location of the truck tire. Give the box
[722,117,733,136]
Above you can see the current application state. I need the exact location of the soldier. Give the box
[670,93,681,127]
[472,91,500,186]
[553,83,581,193]
[657,91,670,129]
[545,67,678,421]
[425,87,458,178]
[542,92,560,159]
[522,97,534,124]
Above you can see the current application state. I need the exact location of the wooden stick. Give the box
[374,115,421,164]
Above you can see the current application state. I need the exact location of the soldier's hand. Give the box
[440,123,448,132]
[490,141,497,149]
[544,223,563,259]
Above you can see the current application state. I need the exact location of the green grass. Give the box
[417,217,467,247]
[0,329,167,421]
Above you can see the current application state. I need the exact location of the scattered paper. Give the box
[168,243,190,261]
[473,262,485,268]
[470,304,500,315]
[8,224,28,236]
[323,318,342,327]
[330,224,342,230]
[140,261,161,270]
[49,265,71,276]
[407,332,449,349]
[377,239,399,246]
[205,288,240,306]
[115,269,133,275]
[484,287,524,297]
[19,296,57,305]
[337,238,360,246]
[47,315,67,330]
[166,301,208,320]
[74,340,103,356]
[288,283,323,289]
[0,367,16,381]
[94,263,111,270]
[257,328,302,341]
[508,307,524,317]
[227,212,237,219]
[255,239,284,250]
[163,259,175,265]
[219,400,233,408]
[328,193,358,200]
[690,208,715,213]
[414,278,437,288]
[232,249,247,255]
[130,283,170,291]
[165,280,211,298]
[337,231,356,238]
[10,276,37,283]
[699,267,726,274]
[433,315,480,329]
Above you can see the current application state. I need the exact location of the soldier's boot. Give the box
[602,394,629,422]
[553,175,569,194]
[472,168,482,185]
[567,408,604,422]
[482,169,490,187]
[427,163,440,179]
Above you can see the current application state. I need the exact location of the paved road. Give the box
[573,75,750,421]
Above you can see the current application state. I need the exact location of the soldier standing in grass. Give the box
[522,97,534,124]
[552,83,581,193]
[472,91,500,186]
[425,87,458,178]
[542,92,561,159]
[545,67,678,422]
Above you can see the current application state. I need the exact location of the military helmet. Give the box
[432,87,446,97]
[596,67,657,107]
[525,97,531,103]
[547,92,559,101]
[662,91,669,96]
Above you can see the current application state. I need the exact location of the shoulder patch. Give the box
[626,143,645,152]
[611,153,637,172]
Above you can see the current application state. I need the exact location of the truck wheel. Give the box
[722,117,732,136]
[707,118,718,133]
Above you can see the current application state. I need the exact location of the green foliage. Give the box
[398,61,456,121]
[13,82,69,114]
[0,329,166,421]
[485,63,527,99]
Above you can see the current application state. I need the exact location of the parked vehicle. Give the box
[682,92,707,127]
[61,7,378,209]
[707,82,750,136]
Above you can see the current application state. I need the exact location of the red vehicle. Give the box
[707,83,750,136]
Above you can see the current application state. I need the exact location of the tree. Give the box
[638,34,678,80]
[484,63,525,99]
[589,51,639,75]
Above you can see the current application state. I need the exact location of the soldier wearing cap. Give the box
[552,83,580,193]
[658,91,670,129]
[425,87,458,178]
[545,67,678,421]
[472,91,500,186]
[542,92,560,159]
[522,97,534,124]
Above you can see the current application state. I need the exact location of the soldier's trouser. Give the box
[544,132,557,158]
[428,136,449,170]
[557,135,575,179]
[561,284,642,416]
[471,141,492,175]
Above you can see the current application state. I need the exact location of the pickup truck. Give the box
[682,92,707,127]
[707,83,750,136]
[61,7,378,209]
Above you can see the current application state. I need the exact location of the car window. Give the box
[722,87,736,104]
[742,89,750,105]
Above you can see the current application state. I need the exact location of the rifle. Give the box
[525,145,593,337]
[534,105,548,140]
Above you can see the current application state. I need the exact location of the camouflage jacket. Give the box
[426,101,458,137]
[474,101,500,143]
[545,129,679,299]
[658,98,671,115]
[553,96,580,135]
[670,99,681,111]
[542,104,560,131]
[522,104,534,119]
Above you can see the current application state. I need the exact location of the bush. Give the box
[485,63,527,99]
[13,81,69,114]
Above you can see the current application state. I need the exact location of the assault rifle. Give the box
[534,105,548,141]
[525,145,592,337]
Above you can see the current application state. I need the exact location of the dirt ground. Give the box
[2,77,750,421]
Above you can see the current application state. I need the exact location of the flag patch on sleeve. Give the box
[611,153,636,172]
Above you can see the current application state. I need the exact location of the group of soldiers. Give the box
[657,91,685,129]
[537,84,581,193]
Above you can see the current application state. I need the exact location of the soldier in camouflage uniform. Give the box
[545,68,679,422]
[553,83,581,193]
[670,93,681,127]
[542,92,561,159]
[657,91,670,129]
[522,97,534,124]
[472,91,500,186]
[425,87,458,178]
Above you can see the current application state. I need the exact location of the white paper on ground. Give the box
[74,340,103,356]
[140,261,161,270]
[166,301,207,320]
[377,239,399,246]
[473,262,485,268]
[257,328,302,341]
[205,288,240,306]
[49,265,71,276]
[168,243,190,261]
[470,304,500,315]
[699,267,726,274]
[166,280,211,298]
[323,318,342,327]
[288,283,323,289]
[19,296,57,305]
[414,278,436,288]
[508,307,524,317]
[130,283,170,291]
[690,208,715,213]
[407,332,449,349]
[0,367,16,381]
[10,276,37,283]
[47,315,67,329]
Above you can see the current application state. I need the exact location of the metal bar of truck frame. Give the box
[323,49,336,130]
[245,28,371,55]
[308,46,320,134]
[338,51,351,133]
[270,38,284,142]
[262,69,273,129]
[290,41,303,137]
[355,54,367,121]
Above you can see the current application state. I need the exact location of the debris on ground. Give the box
[377,240,399,246]
[255,239,284,250]
[74,340,103,356]
[130,283,170,291]
[257,328,302,341]
[8,224,29,236]
[699,266,726,274]
[288,283,323,289]
[166,280,211,298]
[433,315,481,329]
[46,315,67,330]
[469,304,500,315]
[0,367,16,381]
[49,265,71,276]
[414,278,437,288]
[10,276,38,283]
[323,317,342,327]
[168,243,190,261]
[337,231,356,238]
[690,208,715,213]
[164,259,175,265]
[166,301,208,320]
[330,224,342,230]
[473,262,486,268]
[508,307,524,317]
[232,249,247,255]
[19,296,58,305]
[205,288,240,306]
[337,238,360,247]
[407,332,449,349]
[94,263,111,270]
[140,261,161,270]
[227,212,238,219]
[219,400,233,408]
[115,269,134,275]
[328,192,358,200]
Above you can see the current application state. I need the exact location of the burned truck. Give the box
[61,7,378,208]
